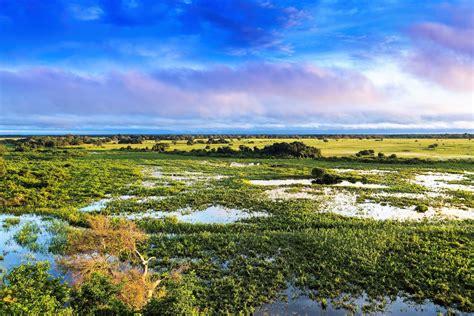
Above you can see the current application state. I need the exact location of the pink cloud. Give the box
[405,9,474,92]
[0,63,382,122]
[410,22,474,56]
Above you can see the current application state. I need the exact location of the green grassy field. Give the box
[56,138,474,159]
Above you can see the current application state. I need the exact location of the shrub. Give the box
[311,168,342,185]
[311,167,326,177]
[356,149,375,157]
[415,204,429,213]
[152,143,170,152]
[0,262,71,315]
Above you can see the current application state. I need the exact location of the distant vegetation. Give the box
[184,141,322,158]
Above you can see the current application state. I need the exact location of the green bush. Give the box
[0,262,71,315]
[415,204,429,213]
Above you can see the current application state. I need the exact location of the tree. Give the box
[152,143,170,152]
[59,216,162,310]
[0,262,71,315]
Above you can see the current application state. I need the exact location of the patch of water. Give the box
[334,168,395,175]
[375,191,445,199]
[413,172,474,192]
[0,214,66,275]
[250,179,387,189]
[121,206,268,224]
[250,179,314,186]
[255,286,462,316]
[333,181,388,189]
[79,198,111,212]
[230,162,260,167]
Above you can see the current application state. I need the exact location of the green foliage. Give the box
[2,217,20,229]
[356,149,375,157]
[0,151,141,219]
[0,262,71,315]
[14,222,41,250]
[71,272,131,315]
[415,204,429,213]
[144,273,200,315]
[311,167,342,184]
[152,142,170,152]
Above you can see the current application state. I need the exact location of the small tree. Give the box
[59,216,162,310]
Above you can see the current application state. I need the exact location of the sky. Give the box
[0,0,473,134]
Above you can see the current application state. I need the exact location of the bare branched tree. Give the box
[59,215,164,309]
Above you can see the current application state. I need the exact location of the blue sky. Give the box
[0,0,473,134]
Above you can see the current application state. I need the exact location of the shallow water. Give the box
[250,179,314,186]
[255,286,464,315]
[413,172,474,192]
[79,198,111,212]
[122,206,268,224]
[250,179,387,189]
[333,181,388,189]
[0,214,64,275]
[266,187,473,220]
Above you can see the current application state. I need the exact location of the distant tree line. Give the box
[182,141,322,158]
[120,141,322,158]
[9,135,105,151]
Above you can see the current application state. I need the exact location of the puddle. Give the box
[250,179,314,186]
[121,206,268,224]
[375,191,445,199]
[255,286,462,316]
[334,168,395,175]
[333,181,388,189]
[79,198,112,212]
[230,162,260,167]
[79,195,147,212]
[437,207,474,220]
[0,214,67,275]
[413,172,474,192]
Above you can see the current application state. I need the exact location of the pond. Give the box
[121,206,268,224]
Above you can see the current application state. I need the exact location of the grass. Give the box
[49,138,474,160]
